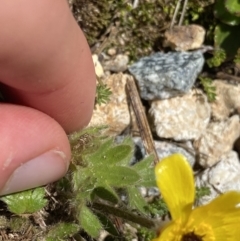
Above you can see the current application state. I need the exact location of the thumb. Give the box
[0,104,71,196]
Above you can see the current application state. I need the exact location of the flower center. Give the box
[181,232,203,241]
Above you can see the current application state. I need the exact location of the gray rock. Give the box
[128,51,205,100]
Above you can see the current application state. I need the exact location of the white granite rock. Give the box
[210,80,240,120]
[149,90,210,141]
[128,51,204,100]
[195,115,240,167]
[88,73,130,136]
[196,151,240,205]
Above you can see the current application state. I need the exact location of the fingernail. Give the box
[0,150,68,196]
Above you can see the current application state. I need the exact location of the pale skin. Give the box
[0,0,96,195]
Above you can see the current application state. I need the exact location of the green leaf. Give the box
[214,23,240,57]
[116,137,135,166]
[127,186,149,214]
[46,222,79,241]
[225,0,240,17]
[87,142,132,167]
[72,166,94,192]
[1,187,47,215]
[86,138,114,165]
[78,206,102,238]
[94,166,140,187]
[132,155,156,187]
[91,186,119,204]
[99,145,132,165]
[214,0,240,25]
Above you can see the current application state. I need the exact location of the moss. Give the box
[70,0,175,60]
[71,1,117,45]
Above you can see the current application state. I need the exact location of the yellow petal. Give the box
[214,222,240,241]
[190,191,240,224]
[189,191,240,240]
[152,221,180,241]
[155,154,195,221]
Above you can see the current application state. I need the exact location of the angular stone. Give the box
[163,24,206,51]
[149,90,210,141]
[210,80,240,120]
[196,151,240,205]
[128,51,204,100]
[195,115,240,167]
[103,54,129,72]
[88,73,130,136]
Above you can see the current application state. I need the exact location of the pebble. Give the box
[103,54,129,72]
[107,48,117,56]
[163,24,206,51]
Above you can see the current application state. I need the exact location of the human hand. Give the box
[0,0,96,195]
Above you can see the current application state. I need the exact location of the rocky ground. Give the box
[1,1,240,240]
[90,25,240,208]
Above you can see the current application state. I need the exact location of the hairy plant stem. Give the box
[91,201,156,229]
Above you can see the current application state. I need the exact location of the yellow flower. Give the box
[153,153,240,241]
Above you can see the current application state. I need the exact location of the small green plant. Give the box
[195,186,211,201]
[137,227,155,241]
[68,128,156,237]
[96,83,112,105]
[146,198,169,218]
[198,76,217,102]
[207,48,226,68]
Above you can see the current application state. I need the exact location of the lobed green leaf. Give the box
[1,187,47,215]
